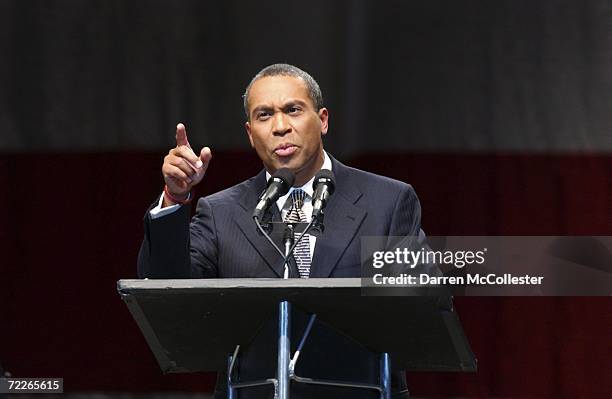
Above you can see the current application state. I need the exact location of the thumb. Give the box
[191,147,212,183]
[175,123,191,148]
[199,146,212,171]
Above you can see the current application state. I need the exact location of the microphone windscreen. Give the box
[272,167,295,190]
[313,169,335,194]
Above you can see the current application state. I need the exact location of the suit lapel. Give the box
[232,156,367,278]
[309,157,367,277]
[234,170,286,277]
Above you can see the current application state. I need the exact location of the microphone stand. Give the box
[251,213,327,399]
[282,224,295,279]
[253,216,319,279]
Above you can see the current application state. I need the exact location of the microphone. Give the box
[311,169,335,221]
[253,168,295,220]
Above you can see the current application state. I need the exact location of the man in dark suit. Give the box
[138,64,434,398]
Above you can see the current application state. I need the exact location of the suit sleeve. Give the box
[387,184,442,277]
[388,184,422,237]
[137,196,219,278]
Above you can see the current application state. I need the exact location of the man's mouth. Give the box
[274,143,298,157]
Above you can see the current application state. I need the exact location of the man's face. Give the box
[245,75,328,185]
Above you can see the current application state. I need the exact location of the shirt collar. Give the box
[266,151,332,208]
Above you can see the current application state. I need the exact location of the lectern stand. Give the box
[226,300,392,399]
[118,278,475,399]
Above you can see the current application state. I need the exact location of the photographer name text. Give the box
[371,273,544,286]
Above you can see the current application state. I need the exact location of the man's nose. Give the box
[272,112,291,136]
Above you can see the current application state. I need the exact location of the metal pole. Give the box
[282,224,294,279]
[379,353,391,399]
[289,314,317,375]
[277,301,291,399]
[227,354,236,399]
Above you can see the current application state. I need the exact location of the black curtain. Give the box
[1,0,611,155]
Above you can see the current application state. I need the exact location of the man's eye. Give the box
[288,106,301,114]
[257,112,271,120]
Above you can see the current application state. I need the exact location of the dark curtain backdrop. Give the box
[1,153,610,398]
[1,1,611,398]
[1,0,611,153]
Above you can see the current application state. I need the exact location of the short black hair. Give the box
[243,63,324,120]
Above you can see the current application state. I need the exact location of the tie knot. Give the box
[290,189,306,210]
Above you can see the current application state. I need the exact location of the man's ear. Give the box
[318,108,329,136]
[245,121,255,148]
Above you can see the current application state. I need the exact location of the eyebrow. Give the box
[251,99,309,117]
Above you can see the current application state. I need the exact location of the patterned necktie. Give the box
[284,189,312,278]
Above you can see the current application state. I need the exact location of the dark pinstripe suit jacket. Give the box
[138,155,433,398]
[138,156,429,280]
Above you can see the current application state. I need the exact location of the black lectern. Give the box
[118,278,475,399]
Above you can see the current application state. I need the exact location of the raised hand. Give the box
[161,123,212,206]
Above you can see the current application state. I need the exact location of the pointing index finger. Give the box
[175,123,191,148]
